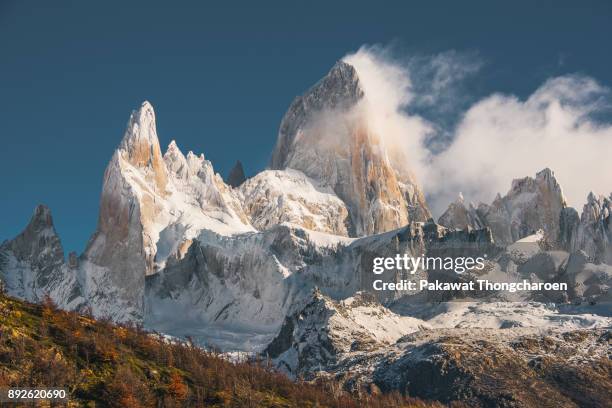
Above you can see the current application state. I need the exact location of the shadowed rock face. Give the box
[270,61,363,170]
[2,205,64,271]
[0,205,65,295]
[226,160,246,188]
[270,61,431,237]
[0,206,84,310]
[565,193,612,263]
[439,168,567,245]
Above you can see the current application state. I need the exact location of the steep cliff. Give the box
[271,61,431,236]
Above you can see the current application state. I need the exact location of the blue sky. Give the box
[1,0,611,253]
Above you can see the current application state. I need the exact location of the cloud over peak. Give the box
[341,46,612,215]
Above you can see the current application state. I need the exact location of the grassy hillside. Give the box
[0,293,440,407]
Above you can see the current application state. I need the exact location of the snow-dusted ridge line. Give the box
[0,59,610,377]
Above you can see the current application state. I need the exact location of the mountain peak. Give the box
[167,139,180,153]
[117,102,168,192]
[5,204,64,267]
[226,160,246,187]
[269,59,430,236]
[270,61,363,170]
[536,167,554,179]
[30,204,55,229]
[120,101,159,153]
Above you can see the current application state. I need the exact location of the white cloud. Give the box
[342,46,612,216]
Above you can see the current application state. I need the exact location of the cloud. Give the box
[342,47,433,182]
[426,74,612,215]
[342,46,612,216]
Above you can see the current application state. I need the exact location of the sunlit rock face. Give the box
[82,101,254,322]
[270,61,431,237]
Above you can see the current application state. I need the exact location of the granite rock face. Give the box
[437,193,485,231]
[270,61,363,170]
[439,168,567,246]
[564,193,612,263]
[270,61,431,237]
[80,102,255,322]
[0,205,84,310]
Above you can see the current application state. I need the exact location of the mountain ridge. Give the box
[1,60,611,406]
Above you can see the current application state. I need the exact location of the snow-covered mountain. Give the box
[0,59,610,405]
[239,169,351,235]
[0,205,85,311]
[80,101,255,321]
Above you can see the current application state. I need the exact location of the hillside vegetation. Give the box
[0,293,439,407]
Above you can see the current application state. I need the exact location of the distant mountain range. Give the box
[1,58,610,406]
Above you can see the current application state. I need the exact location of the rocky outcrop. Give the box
[226,160,246,187]
[439,168,567,246]
[557,193,611,264]
[1,205,64,275]
[265,290,427,375]
[438,193,485,230]
[573,193,611,263]
[0,206,84,310]
[349,328,611,407]
[270,61,431,237]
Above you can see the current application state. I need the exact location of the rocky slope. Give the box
[267,290,611,407]
[239,169,351,235]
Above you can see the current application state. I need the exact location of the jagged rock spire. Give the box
[439,168,567,245]
[227,160,246,187]
[7,205,64,264]
[270,61,363,169]
[119,101,168,193]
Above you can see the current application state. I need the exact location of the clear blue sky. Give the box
[1,0,611,253]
